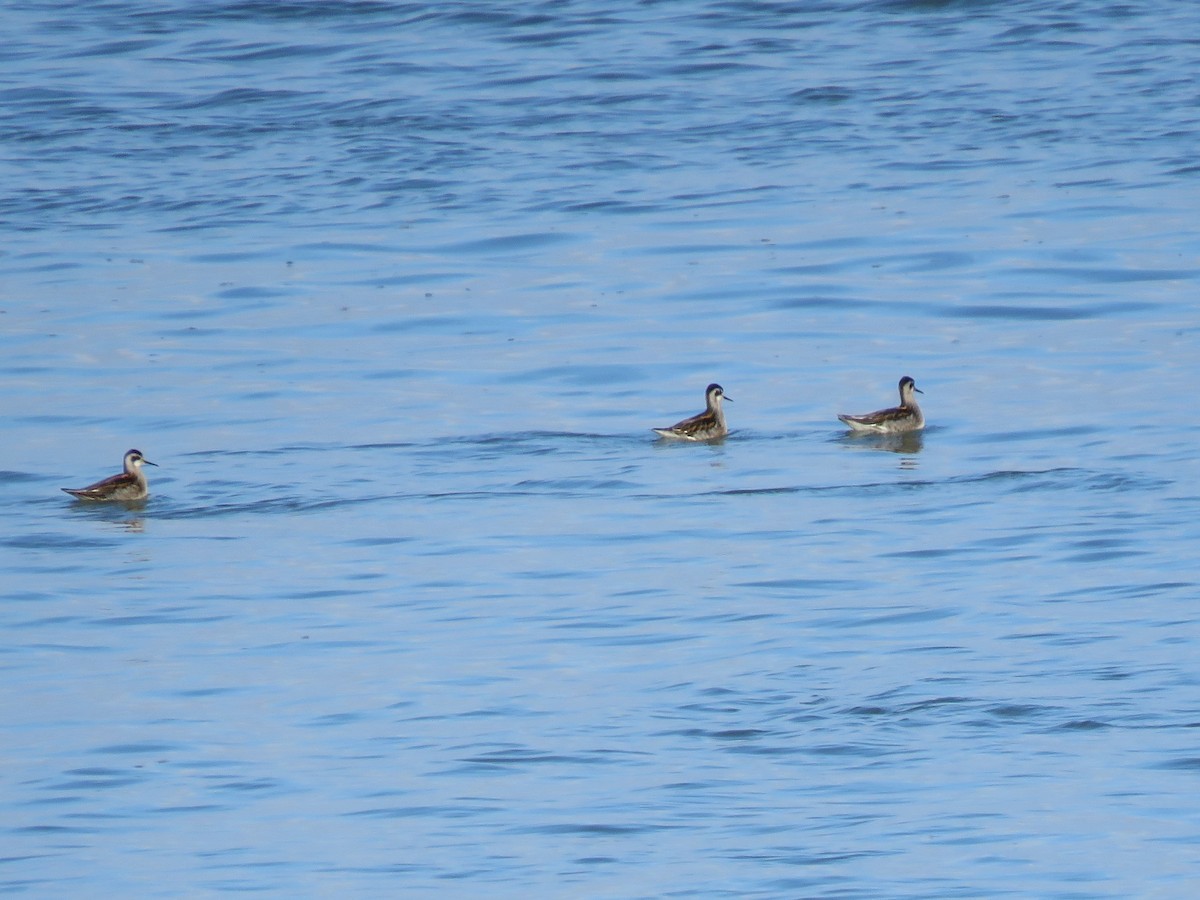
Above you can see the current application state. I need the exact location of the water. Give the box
[3,1,1200,895]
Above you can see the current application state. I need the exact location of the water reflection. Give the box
[66,499,148,532]
[839,430,924,461]
[110,516,145,534]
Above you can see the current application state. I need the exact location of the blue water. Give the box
[3,1,1200,896]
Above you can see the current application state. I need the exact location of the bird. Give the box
[838,376,925,434]
[653,383,731,441]
[62,449,158,501]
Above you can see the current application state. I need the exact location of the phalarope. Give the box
[653,383,731,441]
[838,376,925,434]
[62,449,158,501]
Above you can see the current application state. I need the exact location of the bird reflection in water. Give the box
[840,430,924,467]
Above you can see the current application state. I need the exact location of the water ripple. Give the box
[4,2,1200,896]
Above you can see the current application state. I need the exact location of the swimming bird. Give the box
[653,383,731,441]
[838,376,925,434]
[62,449,158,501]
